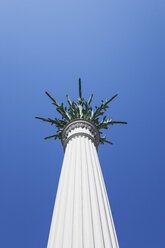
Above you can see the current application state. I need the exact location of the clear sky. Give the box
[0,0,165,247]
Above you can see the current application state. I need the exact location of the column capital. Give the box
[61,119,100,151]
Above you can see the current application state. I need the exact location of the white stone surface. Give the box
[47,126,119,248]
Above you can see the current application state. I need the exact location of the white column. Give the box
[47,120,119,248]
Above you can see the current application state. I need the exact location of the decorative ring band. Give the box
[62,132,99,151]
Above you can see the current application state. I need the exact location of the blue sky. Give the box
[0,0,165,247]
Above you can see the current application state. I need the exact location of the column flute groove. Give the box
[84,138,95,248]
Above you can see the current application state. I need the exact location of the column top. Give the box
[61,119,100,151]
[35,78,127,145]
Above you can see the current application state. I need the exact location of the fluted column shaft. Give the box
[47,121,119,248]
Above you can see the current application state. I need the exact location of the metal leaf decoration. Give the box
[35,78,127,145]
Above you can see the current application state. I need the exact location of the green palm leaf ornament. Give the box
[35,78,127,145]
